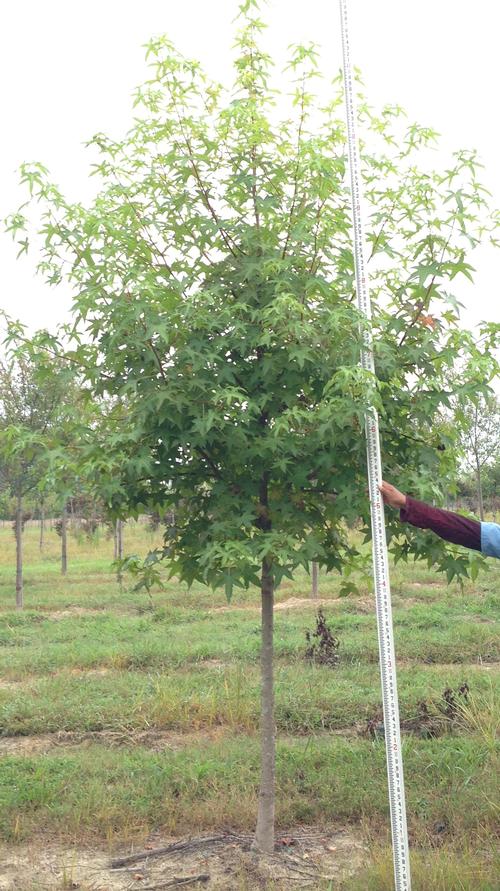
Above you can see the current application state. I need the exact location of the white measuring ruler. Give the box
[338,2,411,889]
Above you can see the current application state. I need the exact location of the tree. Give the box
[484,459,500,507]
[0,346,67,606]
[484,460,500,517]
[0,322,88,593]
[8,2,499,850]
[457,395,500,519]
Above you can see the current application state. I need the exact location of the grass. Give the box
[1,663,498,736]
[0,521,499,890]
[342,847,500,891]
[0,736,497,842]
[0,601,497,679]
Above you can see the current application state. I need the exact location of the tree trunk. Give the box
[311,561,319,599]
[252,556,275,854]
[15,494,23,609]
[117,519,123,561]
[61,503,68,575]
[115,519,123,582]
[476,460,484,521]
[39,499,45,552]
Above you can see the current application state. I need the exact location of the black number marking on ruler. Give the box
[338,2,412,889]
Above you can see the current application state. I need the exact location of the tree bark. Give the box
[15,494,23,609]
[39,499,45,552]
[476,460,484,521]
[311,561,319,599]
[61,503,68,575]
[252,556,275,854]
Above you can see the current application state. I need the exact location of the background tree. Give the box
[0,344,68,606]
[8,1,499,850]
[456,462,500,516]
[456,394,499,519]
[0,321,90,593]
[483,459,500,517]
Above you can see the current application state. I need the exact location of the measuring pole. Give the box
[338,2,411,889]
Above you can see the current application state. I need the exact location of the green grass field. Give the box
[0,522,498,889]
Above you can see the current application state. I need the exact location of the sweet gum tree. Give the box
[7,0,499,851]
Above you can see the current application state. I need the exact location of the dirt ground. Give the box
[0,728,227,758]
[0,828,368,890]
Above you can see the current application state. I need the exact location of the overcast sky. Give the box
[1,0,499,336]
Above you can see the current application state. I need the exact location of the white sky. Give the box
[1,0,499,335]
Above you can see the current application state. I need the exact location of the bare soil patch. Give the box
[390,596,420,607]
[409,581,445,588]
[0,828,367,890]
[0,841,124,891]
[68,667,112,678]
[210,596,345,614]
[342,596,375,614]
[274,597,337,611]
[44,607,108,620]
[0,734,55,757]
[205,593,452,615]
[0,667,113,689]
[419,657,499,668]
[0,728,228,758]
[0,679,22,691]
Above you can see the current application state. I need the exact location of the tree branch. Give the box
[282,75,307,260]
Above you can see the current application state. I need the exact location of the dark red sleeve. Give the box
[400,496,481,551]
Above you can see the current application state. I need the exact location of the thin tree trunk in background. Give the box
[311,561,319,599]
[39,499,45,552]
[476,460,484,521]
[115,519,124,582]
[117,519,123,561]
[15,494,23,609]
[61,503,68,575]
[74,498,82,531]
[252,556,275,854]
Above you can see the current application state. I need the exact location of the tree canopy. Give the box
[6,2,499,594]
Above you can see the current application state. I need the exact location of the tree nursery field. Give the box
[0,522,498,890]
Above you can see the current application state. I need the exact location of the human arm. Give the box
[379,481,482,552]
